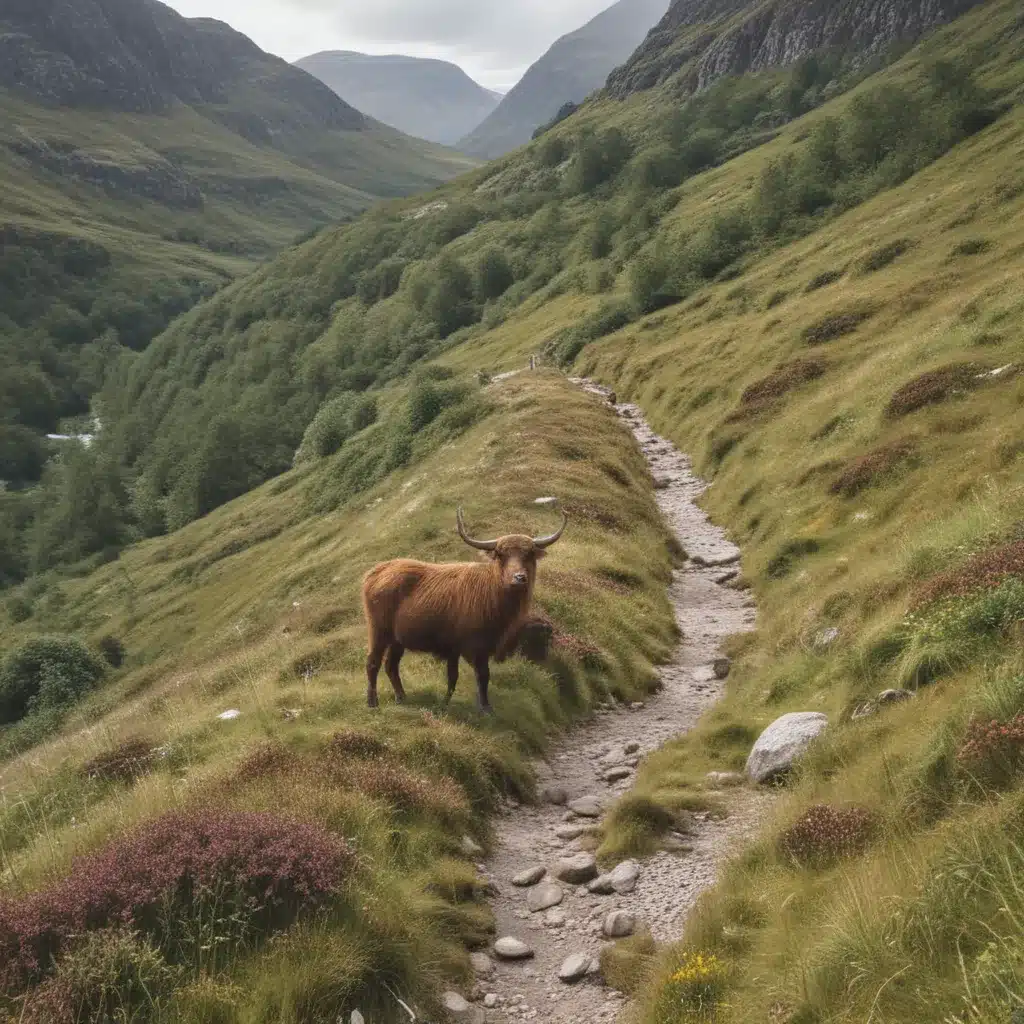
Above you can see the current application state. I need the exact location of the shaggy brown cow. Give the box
[361,507,567,713]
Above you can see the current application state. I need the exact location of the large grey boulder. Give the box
[745,712,828,783]
[527,882,564,912]
[553,853,598,884]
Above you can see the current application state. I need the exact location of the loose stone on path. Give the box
[527,882,564,912]
[559,953,592,983]
[603,911,637,938]
[494,937,534,960]
[553,853,598,884]
[512,866,546,887]
[568,796,603,818]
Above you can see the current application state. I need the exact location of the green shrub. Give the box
[97,634,126,668]
[475,248,514,300]
[765,538,821,579]
[0,635,105,724]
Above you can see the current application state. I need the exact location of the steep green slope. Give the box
[0,0,474,496]
[296,51,501,147]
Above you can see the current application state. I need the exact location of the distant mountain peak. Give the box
[458,0,669,160]
[295,50,500,147]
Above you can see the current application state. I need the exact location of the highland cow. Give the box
[361,507,567,713]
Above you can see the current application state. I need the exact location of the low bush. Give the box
[328,729,391,759]
[829,439,918,497]
[805,268,844,292]
[778,804,875,867]
[740,358,827,406]
[802,306,875,344]
[957,713,1024,789]
[949,236,992,258]
[915,540,1024,606]
[856,238,913,274]
[81,738,155,784]
[0,635,105,725]
[655,950,727,1020]
[0,810,351,991]
[96,634,126,668]
[885,362,982,417]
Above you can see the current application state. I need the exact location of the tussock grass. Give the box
[0,375,676,1019]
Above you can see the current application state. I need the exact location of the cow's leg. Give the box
[384,643,407,704]
[366,634,388,709]
[472,656,492,715]
[444,655,460,705]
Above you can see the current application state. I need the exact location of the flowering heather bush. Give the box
[779,804,875,868]
[830,438,918,498]
[81,738,155,784]
[915,540,1024,607]
[658,950,727,1019]
[957,713,1024,789]
[740,358,827,407]
[0,810,350,992]
[885,362,982,417]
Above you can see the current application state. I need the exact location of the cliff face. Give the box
[607,0,988,98]
[0,0,364,130]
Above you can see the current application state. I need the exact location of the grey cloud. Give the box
[166,0,615,87]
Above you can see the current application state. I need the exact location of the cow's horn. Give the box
[533,512,568,549]
[457,507,498,551]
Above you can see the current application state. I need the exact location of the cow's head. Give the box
[457,507,567,591]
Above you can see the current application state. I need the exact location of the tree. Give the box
[475,248,514,301]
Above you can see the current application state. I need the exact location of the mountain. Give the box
[2,1,1024,1022]
[608,0,988,97]
[0,0,474,491]
[457,0,670,159]
[295,51,502,147]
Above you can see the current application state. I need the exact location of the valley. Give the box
[1,0,1024,1021]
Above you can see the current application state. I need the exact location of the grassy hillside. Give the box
[0,373,677,1021]
[0,62,474,496]
[3,0,1024,1020]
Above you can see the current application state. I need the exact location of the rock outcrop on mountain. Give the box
[296,51,500,147]
[458,0,669,160]
[0,0,364,131]
[606,0,988,98]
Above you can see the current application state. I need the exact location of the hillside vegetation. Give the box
[0,0,474,496]
[3,0,1024,1020]
[0,374,678,1021]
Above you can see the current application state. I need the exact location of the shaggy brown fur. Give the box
[361,511,565,712]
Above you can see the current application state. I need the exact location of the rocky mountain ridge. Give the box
[607,0,988,97]
[0,0,364,131]
[458,0,669,160]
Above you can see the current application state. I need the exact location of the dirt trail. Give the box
[471,378,770,1023]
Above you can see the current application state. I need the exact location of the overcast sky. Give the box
[165,0,618,90]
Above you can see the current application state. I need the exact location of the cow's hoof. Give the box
[479,704,494,716]
[367,696,380,710]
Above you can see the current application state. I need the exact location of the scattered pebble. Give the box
[512,866,547,887]
[494,937,534,960]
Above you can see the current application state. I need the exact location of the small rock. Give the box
[630,701,645,711]
[603,911,636,938]
[714,570,739,585]
[663,836,694,854]
[470,952,494,977]
[712,657,731,680]
[528,882,564,913]
[553,853,598,884]
[610,860,641,894]
[512,866,546,887]
[461,835,484,858]
[555,823,592,841]
[814,627,840,649]
[484,994,498,1008]
[544,908,567,928]
[217,709,241,721]
[879,688,914,704]
[588,874,615,894]
[624,741,640,755]
[603,766,633,783]
[351,1013,365,1024]
[541,785,569,805]
[442,991,485,1023]
[705,771,745,788]
[494,937,534,960]
[653,476,673,490]
[534,497,559,509]
[559,953,592,984]
[745,712,829,784]
[568,796,603,818]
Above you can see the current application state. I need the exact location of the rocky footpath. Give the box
[456,378,771,1024]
